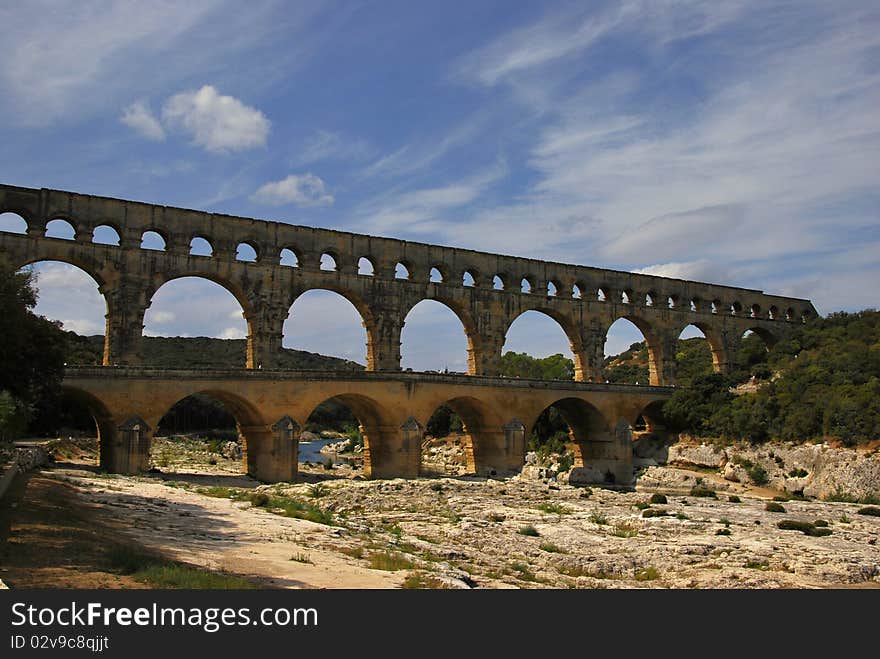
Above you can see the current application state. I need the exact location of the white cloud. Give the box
[251,173,334,207]
[220,327,246,339]
[162,85,270,153]
[633,259,730,284]
[120,101,165,140]
[151,311,176,324]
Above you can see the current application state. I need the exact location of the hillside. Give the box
[64,333,364,371]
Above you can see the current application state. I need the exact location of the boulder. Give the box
[667,443,727,469]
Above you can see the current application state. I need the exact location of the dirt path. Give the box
[1,466,401,589]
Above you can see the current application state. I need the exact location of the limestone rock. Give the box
[667,444,727,469]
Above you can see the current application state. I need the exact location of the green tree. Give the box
[0,259,67,441]
[501,352,574,380]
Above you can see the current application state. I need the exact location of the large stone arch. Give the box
[59,384,119,470]
[145,271,257,366]
[286,285,379,370]
[603,314,666,386]
[676,321,731,375]
[525,395,632,485]
[401,295,481,374]
[302,393,407,479]
[418,394,508,475]
[504,306,587,381]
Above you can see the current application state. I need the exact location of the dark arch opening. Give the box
[303,394,397,479]
[632,400,675,468]
[603,316,662,385]
[47,386,116,470]
[283,289,371,368]
[154,392,246,476]
[547,281,558,297]
[401,299,474,374]
[736,328,777,382]
[572,283,582,299]
[422,396,506,476]
[152,389,266,479]
[143,276,251,367]
[529,398,622,484]
[0,211,28,234]
[46,218,76,240]
[92,225,120,246]
[503,309,581,380]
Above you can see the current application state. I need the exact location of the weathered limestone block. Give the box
[667,443,727,469]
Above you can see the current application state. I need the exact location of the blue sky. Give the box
[1,1,878,370]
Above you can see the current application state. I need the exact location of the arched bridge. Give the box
[0,184,818,483]
[63,366,671,484]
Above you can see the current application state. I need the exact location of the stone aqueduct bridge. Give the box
[0,184,817,483]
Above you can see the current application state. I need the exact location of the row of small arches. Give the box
[1,213,806,321]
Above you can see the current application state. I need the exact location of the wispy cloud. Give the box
[162,85,270,153]
[355,160,507,235]
[251,173,334,207]
[295,130,375,165]
[120,101,165,140]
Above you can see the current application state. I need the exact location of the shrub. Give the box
[765,502,786,513]
[689,486,717,498]
[777,519,832,536]
[649,493,668,505]
[642,508,668,518]
[402,573,448,589]
[773,494,790,502]
[249,492,269,507]
[813,519,829,527]
[728,495,741,503]
[747,464,768,485]
[537,502,571,515]
[588,512,607,525]
[518,525,540,537]
[857,506,880,517]
[634,501,651,510]
[788,468,808,478]
[487,512,505,523]
[429,483,443,492]
[716,528,731,535]
[634,566,659,581]
[307,483,329,498]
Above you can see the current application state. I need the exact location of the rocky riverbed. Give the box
[2,436,877,589]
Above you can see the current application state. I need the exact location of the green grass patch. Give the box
[588,512,607,525]
[788,468,808,478]
[649,493,668,505]
[307,483,329,498]
[857,506,880,517]
[402,572,449,589]
[539,541,567,553]
[508,562,538,582]
[716,528,731,536]
[633,501,651,510]
[518,525,540,537]
[765,502,786,513]
[107,545,258,589]
[689,486,717,498]
[728,495,741,503]
[537,502,571,515]
[675,512,689,520]
[634,566,659,581]
[369,552,416,571]
[745,559,769,570]
[612,524,638,538]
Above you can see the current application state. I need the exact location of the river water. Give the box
[298,437,335,463]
